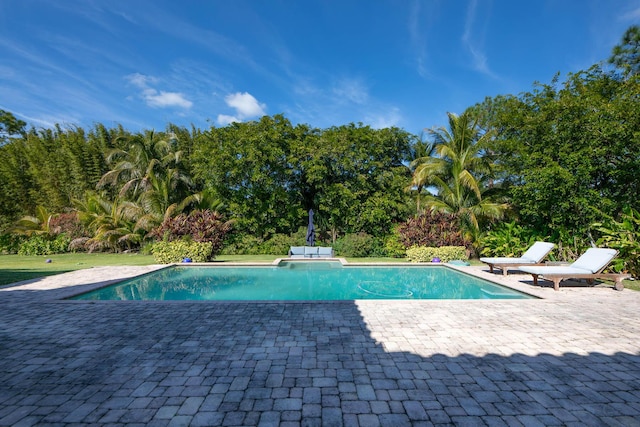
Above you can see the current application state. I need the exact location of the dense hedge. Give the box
[333,232,384,257]
[151,240,213,264]
[406,246,468,263]
[17,234,71,256]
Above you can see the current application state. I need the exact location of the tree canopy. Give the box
[474,65,640,237]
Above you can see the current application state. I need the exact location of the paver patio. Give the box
[1,264,639,426]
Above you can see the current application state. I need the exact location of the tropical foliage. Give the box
[409,112,507,243]
[0,26,638,275]
[593,207,640,277]
[479,222,547,258]
[477,66,640,237]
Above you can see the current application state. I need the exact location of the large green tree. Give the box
[479,65,640,237]
[306,124,412,240]
[192,115,302,239]
[192,115,413,241]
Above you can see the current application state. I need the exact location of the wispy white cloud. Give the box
[618,5,640,21]
[126,3,260,73]
[366,107,402,130]
[0,104,58,129]
[332,78,369,105]
[284,73,403,130]
[408,0,433,78]
[216,92,266,125]
[461,0,496,78]
[126,73,193,109]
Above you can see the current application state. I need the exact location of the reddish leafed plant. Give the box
[151,210,234,256]
[397,211,468,248]
[49,212,87,239]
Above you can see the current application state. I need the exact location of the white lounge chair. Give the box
[479,241,555,276]
[519,248,630,291]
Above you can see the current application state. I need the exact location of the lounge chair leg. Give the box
[488,265,494,273]
[553,278,561,291]
[502,268,508,276]
[615,279,625,291]
[531,274,539,286]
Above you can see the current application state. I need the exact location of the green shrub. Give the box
[151,240,213,264]
[334,232,383,257]
[593,206,640,277]
[260,233,297,255]
[17,234,71,256]
[406,246,468,263]
[480,221,547,257]
[383,230,407,258]
[0,233,24,254]
[220,234,264,255]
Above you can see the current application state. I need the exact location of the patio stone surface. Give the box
[1,264,639,426]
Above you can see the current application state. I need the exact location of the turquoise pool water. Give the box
[70,262,534,301]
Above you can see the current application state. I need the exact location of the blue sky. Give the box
[1,0,639,136]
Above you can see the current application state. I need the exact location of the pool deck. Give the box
[1,264,639,426]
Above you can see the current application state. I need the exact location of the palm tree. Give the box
[410,112,507,240]
[12,205,54,236]
[74,192,143,252]
[406,133,436,212]
[97,130,195,233]
[134,166,194,232]
[98,130,191,201]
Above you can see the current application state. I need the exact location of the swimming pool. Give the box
[70,262,534,301]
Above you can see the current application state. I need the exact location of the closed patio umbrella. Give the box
[306,209,316,246]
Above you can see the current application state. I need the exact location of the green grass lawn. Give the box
[0,253,156,287]
[1,253,636,291]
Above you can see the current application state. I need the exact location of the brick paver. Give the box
[1,264,639,426]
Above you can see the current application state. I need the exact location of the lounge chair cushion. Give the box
[317,247,333,257]
[289,246,305,256]
[479,241,555,266]
[305,247,319,257]
[520,242,556,263]
[570,248,618,274]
